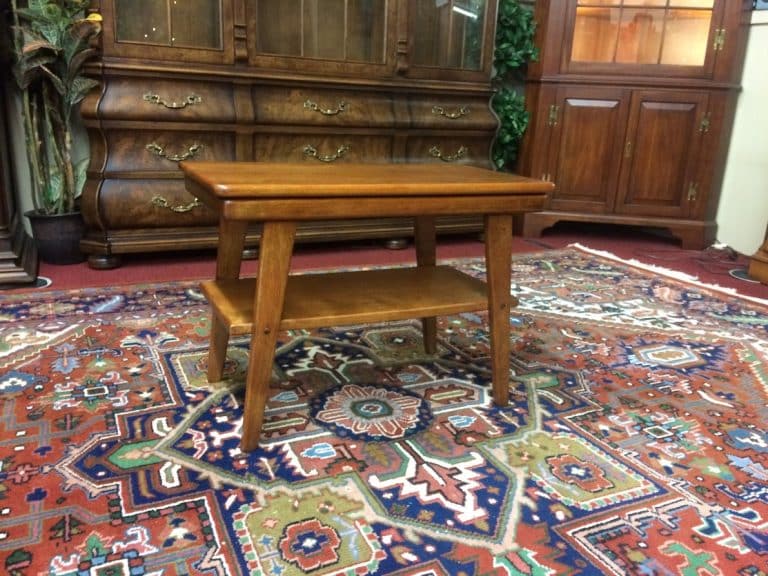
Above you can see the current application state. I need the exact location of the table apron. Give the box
[219,194,547,221]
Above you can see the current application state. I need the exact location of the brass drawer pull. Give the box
[143,92,202,109]
[431,105,470,119]
[303,144,350,162]
[304,99,347,116]
[429,145,468,162]
[151,195,202,213]
[146,142,203,162]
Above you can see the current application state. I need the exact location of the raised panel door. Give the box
[546,86,629,213]
[615,89,709,217]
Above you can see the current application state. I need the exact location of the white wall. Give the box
[716,10,768,255]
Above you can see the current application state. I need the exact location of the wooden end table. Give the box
[180,162,552,451]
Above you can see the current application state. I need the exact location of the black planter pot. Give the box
[24,210,86,265]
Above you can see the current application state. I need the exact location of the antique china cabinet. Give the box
[80,0,499,268]
[518,0,751,249]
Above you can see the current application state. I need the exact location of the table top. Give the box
[179,162,554,199]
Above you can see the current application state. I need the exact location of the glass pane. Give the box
[115,0,221,49]
[303,0,346,60]
[170,0,221,48]
[115,0,170,44]
[622,0,666,6]
[661,8,712,65]
[572,1,714,66]
[347,0,387,63]
[615,8,663,64]
[571,7,620,62]
[255,0,302,56]
[670,0,714,7]
[411,0,487,70]
[252,0,386,63]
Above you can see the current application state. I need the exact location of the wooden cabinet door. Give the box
[545,86,629,214]
[615,90,709,218]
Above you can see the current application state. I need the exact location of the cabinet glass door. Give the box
[104,0,231,63]
[410,0,488,70]
[114,0,222,49]
[405,0,495,81]
[569,0,717,72]
[249,0,388,65]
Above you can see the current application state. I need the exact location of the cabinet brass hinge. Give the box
[687,182,698,201]
[699,113,711,134]
[547,105,560,127]
[713,29,726,51]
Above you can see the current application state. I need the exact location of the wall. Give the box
[716,9,768,255]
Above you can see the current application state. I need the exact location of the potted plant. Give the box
[491,0,537,172]
[7,0,101,263]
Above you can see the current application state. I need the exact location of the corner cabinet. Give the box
[518,0,752,249]
[80,0,499,269]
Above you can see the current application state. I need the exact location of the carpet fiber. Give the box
[1,246,766,575]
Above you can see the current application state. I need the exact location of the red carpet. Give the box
[1,246,766,574]
[9,224,766,301]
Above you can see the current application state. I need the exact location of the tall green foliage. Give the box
[491,0,537,171]
[8,0,101,214]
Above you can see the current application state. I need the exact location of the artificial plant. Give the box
[8,0,101,215]
[491,0,537,171]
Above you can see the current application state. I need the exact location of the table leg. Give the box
[208,219,248,383]
[484,214,513,406]
[241,220,297,451]
[415,215,437,354]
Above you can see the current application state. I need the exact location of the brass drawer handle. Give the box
[143,92,202,109]
[431,105,470,119]
[304,99,347,116]
[151,195,202,213]
[146,142,203,162]
[303,144,350,162]
[429,145,468,162]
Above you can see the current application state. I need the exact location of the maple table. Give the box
[180,162,552,451]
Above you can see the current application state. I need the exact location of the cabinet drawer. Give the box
[104,130,236,173]
[253,87,395,126]
[407,136,491,166]
[99,79,236,122]
[254,135,393,163]
[97,179,217,228]
[409,96,496,130]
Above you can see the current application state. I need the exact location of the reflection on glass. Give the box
[571,1,713,66]
[411,0,487,70]
[615,9,663,64]
[252,0,387,63]
[571,7,620,62]
[661,9,711,64]
[116,0,170,44]
[115,0,221,49]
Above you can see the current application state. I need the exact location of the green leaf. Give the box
[9,0,102,214]
[491,0,537,172]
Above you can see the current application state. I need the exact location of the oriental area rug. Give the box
[1,245,767,576]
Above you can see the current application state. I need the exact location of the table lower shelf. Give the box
[201,265,513,334]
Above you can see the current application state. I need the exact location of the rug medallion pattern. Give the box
[1,248,766,575]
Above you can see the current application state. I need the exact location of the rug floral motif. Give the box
[1,246,766,575]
